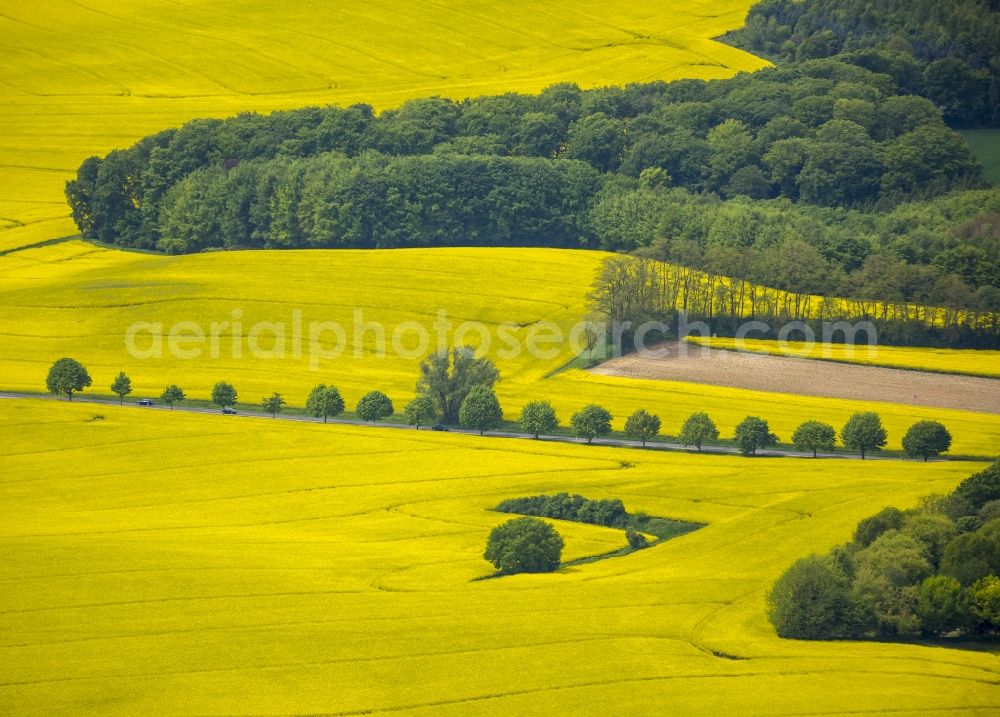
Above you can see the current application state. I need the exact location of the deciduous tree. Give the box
[678,412,718,450]
[110,371,132,405]
[518,400,558,439]
[624,409,661,447]
[306,384,344,423]
[484,517,563,574]
[571,404,613,444]
[160,384,185,410]
[46,358,92,401]
[356,391,394,424]
[841,412,888,459]
[459,386,502,435]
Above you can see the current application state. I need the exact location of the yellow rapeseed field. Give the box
[686,336,1000,378]
[0,399,996,715]
[3,242,999,455]
[0,0,766,246]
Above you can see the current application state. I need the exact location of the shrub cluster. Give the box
[496,493,628,528]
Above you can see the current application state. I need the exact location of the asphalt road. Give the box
[0,391,911,461]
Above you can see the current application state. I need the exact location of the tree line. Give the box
[44,354,957,461]
[589,247,1000,349]
[769,459,1000,641]
[728,0,1000,127]
[67,53,984,255]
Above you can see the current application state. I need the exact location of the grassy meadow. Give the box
[686,336,1000,378]
[3,241,1000,455]
[1,398,997,715]
[0,0,766,245]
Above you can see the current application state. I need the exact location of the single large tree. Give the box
[160,384,185,410]
[404,394,437,429]
[211,381,237,410]
[902,420,952,461]
[262,392,285,418]
[841,411,888,460]
[678,412,718,450]
[356,390,394,424]
[571,404,613,444]
[484,517,563,574]
[46,358,92,401]
[734,416,778,456]
[624,409,661,447]
[792,420,836,457]
[519,400,558,439]
[110,371,132,405]
[416,347,499,424]
[459,386,503,435]
[306,384,345,423]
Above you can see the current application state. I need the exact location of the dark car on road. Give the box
[221,407,237,415]
[136,398,153,407]
[431,423,448,431]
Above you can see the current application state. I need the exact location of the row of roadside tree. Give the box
[44,352,954,460]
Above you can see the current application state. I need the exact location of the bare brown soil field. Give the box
[589,342,1000,415]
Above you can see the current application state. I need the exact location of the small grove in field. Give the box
[484,493,705,576]
[769,459,1000,641]
[42,355,957,460]
[495,493,703,542]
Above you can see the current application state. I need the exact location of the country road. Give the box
[0,390,927,462]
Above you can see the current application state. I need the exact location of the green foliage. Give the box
[767,554,856,639]
[734,416,778,456]
[45,358,92,401]
[110,371,132,405]
[678,411,718,450]
[791,420,836,457]
[939,524,1000,586]
[518,400,558,439]
[306,384,345,423]
[902,420,952,461]
[953,460,1000,513]
[840,412,888,459]
[69,54,987,261]
[416,347,499,424]
[403,394,437,429]
[769,461,1000,641]
[458,386,502,435]
[483,517,563,574]
[902,513,957,568]
[160,384,185,410]
[356,390,394,424]
[916,576,970,636]
[210,381,237,409]
[262,392,285,417]
[969,575,1000,628]
[623,408,660,446]
[626,529,649,550]
[853,507,905,548]
[570,404,613,444]
[496,493,628,528]
[731,0,1000,127]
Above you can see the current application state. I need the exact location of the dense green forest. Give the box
[768,460,1000,641]
[727,0,1000,127]
[65,1,1000,333]
[68,55,983,252]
